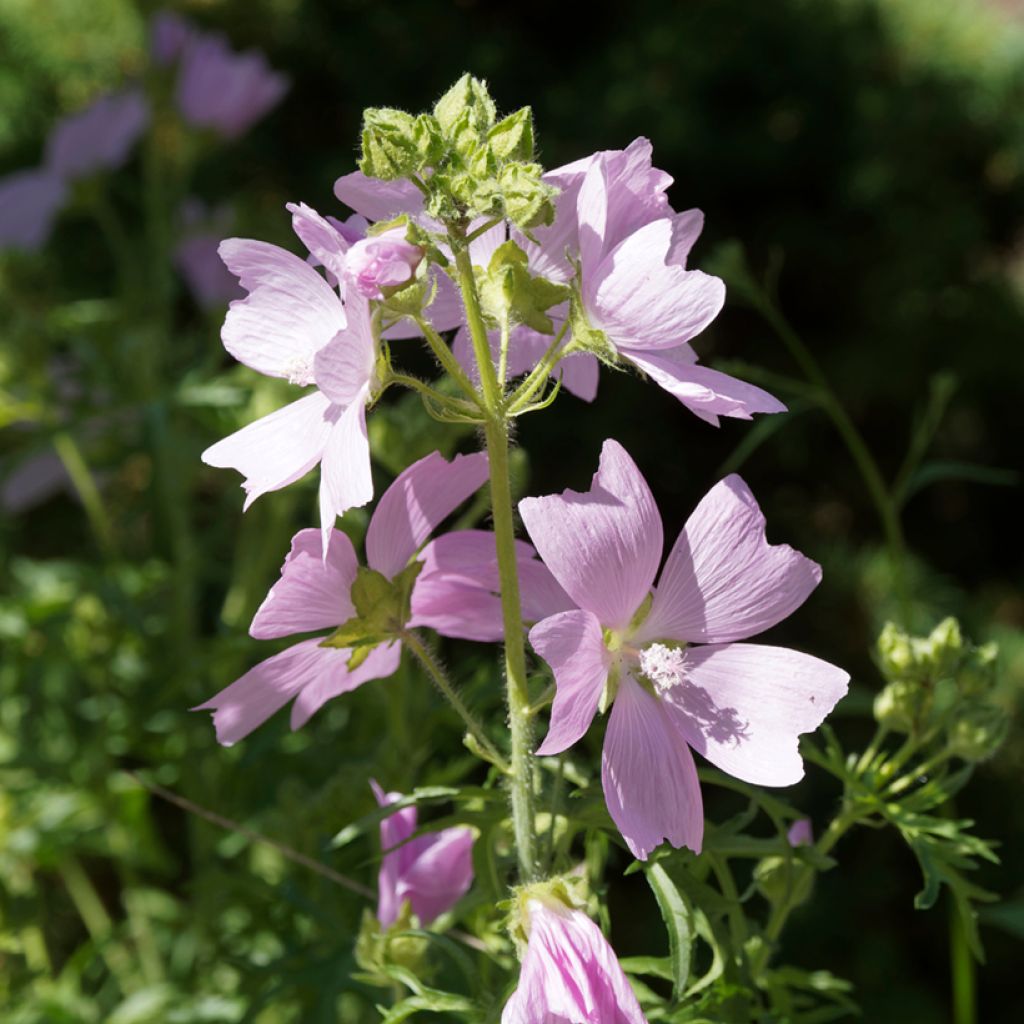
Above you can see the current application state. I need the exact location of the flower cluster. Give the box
[195,75,850,1020]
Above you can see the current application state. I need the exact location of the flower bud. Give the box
[754,855,814,908]
[947,701,1009,762]
[924,616,963,678]
[343,229,424,300]
[873,678,926,732]
[358,108,423,181]
[434,73,496,138]
[958,641,999,697]
[877,622,916,681]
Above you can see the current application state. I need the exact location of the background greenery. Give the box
[1,0,1022,1020]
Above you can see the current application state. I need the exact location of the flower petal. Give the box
[218,238,346,379]
[333,171,425,221]
[409,530,573,641]
[602,676,704,858]
[0,169,67,252]
[287,200,350,281]
[585,219,725,352]
[45,90,149,179]
[397,827,475,926]
[519,439,662,630]
[370,780,417,928]
[312,304,376,407]
[318,391,373,554]
[366,451,489,579]
[530,610,610,757]
[668,208,705,267]
[289,640,401,730]
[636,475,820,646]
[202,391,335,510]
[659,643,849,786]
[624,348,786,426]
[249,528,359,639]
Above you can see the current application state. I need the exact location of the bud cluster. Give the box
[873,617,1007,761]
[358,73,555,230]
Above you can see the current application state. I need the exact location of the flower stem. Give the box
[401,629,509,772]
[452,234,538,881]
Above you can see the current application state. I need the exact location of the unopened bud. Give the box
[925,617,964,678]
[874,678,925,732]
[359,108,422,181]
[877,622,915,681]
[947,701,1009,762]
[344,228,424,300]
[754,855,814,908]
[959,641,999,697]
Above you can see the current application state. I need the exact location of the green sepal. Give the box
[568,289,618,364]
[477,240,570,333]
[434,73,496,138]
[358,107,423,181]
[487,107,535,162]
[497,162,556,230]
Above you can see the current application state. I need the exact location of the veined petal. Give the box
[624,349,786,427]
[585,220,725,352]
[202,391,335,510]
[249,528,359,640]
[287,200,350,281]
[219,238,346,380]
[289,640,401,729]
[192,637,338,745]
[602,676,704,859]
[318,391,373,554]
[519,439,662,630]
[333,171,424,221]
[659,643,849,786]
[636,475,820,646]
[530,610,610,757]
[313,299,376,407]
[668,208,705,267]
[366,451,489,579]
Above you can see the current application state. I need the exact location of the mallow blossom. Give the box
[520,440,849,859]
[371,781,474,927]
[343,228,424,300]
[0,89,148,252]
[201,239,376,550]
[502,898,647,1024]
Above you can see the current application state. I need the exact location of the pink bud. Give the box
[343,228,423,300]
[787,818,813,847]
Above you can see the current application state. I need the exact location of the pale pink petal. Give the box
[668,208,705,266]
[586,220,725,352]
[290,640,401,730]
[397,827,475,925]
[624,348,786,426]
[636,475,820,646]
[312,302,376,407]
[530,610,609,757]
[287,201,350,281]
[502,900,648,1024]
[366,451,489,578]
[318,391,373,553]
[249,528,359,640]
[602,676,704,859]
[409,530,572,641]
[370,780,416,928]
[218,238,346,380]
[333,171,424,221]
[0,169,67,252]
[202,391,336,510]
[519,439,662,630]
[192,637,342,745]
[659,643,849,787]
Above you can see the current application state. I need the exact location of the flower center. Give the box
[638,643,687,695]
[284,353,315,387]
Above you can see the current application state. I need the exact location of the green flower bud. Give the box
[877,621,916,681]
[947,701,1009,762]
[959,641,999,697]
[434,73,497,138]
[498,162,556,230]
[354,905,430,982]
[873,678,926,732]
[359,107,423,181]
[753,855,814,908]
[925,617,963,678]
[928,676,959,726]
[488,107,535,162]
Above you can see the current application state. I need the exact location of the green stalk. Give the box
[452,236,538,881]
[52,431,117,558]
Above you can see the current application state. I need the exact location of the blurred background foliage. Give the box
[1,0,1023,1020]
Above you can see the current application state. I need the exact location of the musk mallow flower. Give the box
[502,896,647,1024]
[519,439,849,859]
[201,239,376,552]
[343,228,424,300]
[371,781,474,927]
[194,450,489,744]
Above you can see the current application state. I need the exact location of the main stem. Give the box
[452,236,538,881]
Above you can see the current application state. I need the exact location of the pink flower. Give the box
[175,32,288,139]
[174,199,244,309]
[502,899,647,1024]
[787,818,814,847]
[343,228,424,300]
[45,89,150,181]
[194,451,489,743]
[201,238,376,551]
[150,10,195,67]
[519,440,849,859]
[371,781,474,927]
[0,169,67,252]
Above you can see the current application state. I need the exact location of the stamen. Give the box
[284,354,315,387]
[639,643,687,695]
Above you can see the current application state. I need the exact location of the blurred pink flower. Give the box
[0,170,67,252]
[371,781,474,927]
[787,818,814,847]
[174,199,244,309]
[502,899,647,1024]
[520,439,849,859]
[150,9,195,67]
[175,32,288,139]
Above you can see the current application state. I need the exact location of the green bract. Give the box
[477,241,569,333]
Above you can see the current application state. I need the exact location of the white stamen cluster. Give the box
[639,643,687,695]
[284,354,315,387]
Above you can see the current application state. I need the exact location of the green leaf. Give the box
[330,786,461,849]
[900,459,1018,503]
[645,862,695,999]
